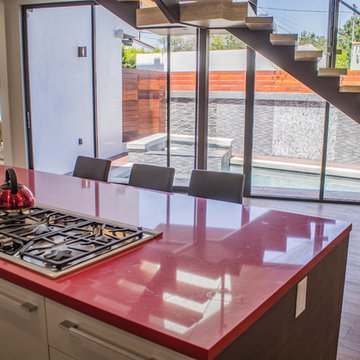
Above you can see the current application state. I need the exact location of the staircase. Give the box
[100,0,360,123]
[227,26,360,123]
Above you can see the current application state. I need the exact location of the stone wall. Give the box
[328,108,360,165]
[170,92,360,165]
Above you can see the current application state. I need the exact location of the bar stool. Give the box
[188,169,245,203]
[73,156,111,182]
[128,164,175,192]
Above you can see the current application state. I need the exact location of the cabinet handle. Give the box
[0,292,37,313]
[59,320,157,360]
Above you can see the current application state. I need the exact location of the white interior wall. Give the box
[95,6,125,159]
[27,5,94,174]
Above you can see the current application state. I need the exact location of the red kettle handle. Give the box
[5,168,18,195]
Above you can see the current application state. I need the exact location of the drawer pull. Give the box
[59,320,157,360]
[0,292,37,313]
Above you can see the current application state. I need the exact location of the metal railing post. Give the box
[327,0,339,67]
[243,0,257,197]
[321,0,339,200]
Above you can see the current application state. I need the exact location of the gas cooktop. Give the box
[0,206,161,278]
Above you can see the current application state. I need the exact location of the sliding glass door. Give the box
[251,54,325,199]
[324,106,360,201]
[207,30,246,176]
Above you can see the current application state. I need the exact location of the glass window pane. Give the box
[324,106,360,201]
[207,31,246,176]
[170,33,197,186]
[110,29,168,183]
[251,54,325,199]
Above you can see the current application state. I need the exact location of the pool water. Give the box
[251,167,360,201]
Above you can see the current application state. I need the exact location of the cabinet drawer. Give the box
[0,278,48,360]
[50,347,75,360]
[46,299,193,360]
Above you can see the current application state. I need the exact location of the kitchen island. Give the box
[0,166,352,360]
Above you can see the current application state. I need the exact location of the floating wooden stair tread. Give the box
[117,0,155,6]
[181,0,255,28]
[294,50,323,61]
[136,0,255,28]
[148,26,196,36]
[246,16,273,30]
[270,33,298,46]
[339,85,360,93]
[140,0,156,7]
[136,6,170,27]
[318,68,347,77]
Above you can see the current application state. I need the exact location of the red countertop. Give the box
[0,166,352,360]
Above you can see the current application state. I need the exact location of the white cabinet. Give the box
[0,278,49,360]
[0,279,193,360]
[46,299,193,360]
[50,347,75,360]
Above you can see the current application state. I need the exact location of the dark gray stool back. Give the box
[73,156,111,182]
[129,164,175,192]
[188,169,245,203]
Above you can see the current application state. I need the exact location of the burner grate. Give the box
[0,206,160,278]
[19,223,144,271]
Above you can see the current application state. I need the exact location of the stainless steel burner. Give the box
[0,206,161,278]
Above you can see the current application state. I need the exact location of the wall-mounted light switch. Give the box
[78,46,87,58]
[295,276,307,318]
[78,138,83,145]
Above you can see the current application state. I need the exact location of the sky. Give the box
[257,0,360,37]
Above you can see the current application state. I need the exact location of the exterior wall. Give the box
[350,42,360,70]
[171,93,326,158]
[328,107,360,165]
[171,92,360,166]
[268,99,324,161]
